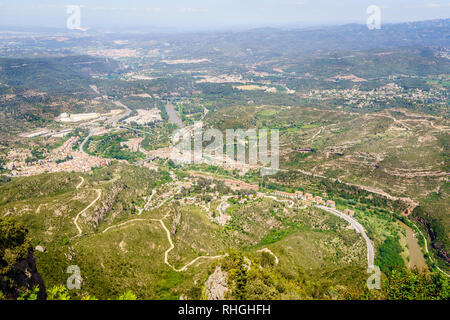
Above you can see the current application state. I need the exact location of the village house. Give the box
[304,193,313,200]
[274,191,297,199]
[316,198,325,205]
[223,178,259,191]
[344,208,355,216]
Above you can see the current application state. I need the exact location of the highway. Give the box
[109,101,132,125]
[79,100,132,154]
[79,130,93,154]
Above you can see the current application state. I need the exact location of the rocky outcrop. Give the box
[35,245,46,253]
[432,242,450,265]
[94,183,123,226]
[0,252,47,300]
[416,216,450,266]
[204,267,228,300]
[171,210,182,238]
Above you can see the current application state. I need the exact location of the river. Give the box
[399,221,427,270]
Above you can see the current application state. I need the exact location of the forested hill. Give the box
[0,55,121,95]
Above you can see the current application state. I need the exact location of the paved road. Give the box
[109,101,132,125]
[260,193,373,266]
[90,83,131,125]
[79,130,93,154]
[316,205,375,267]
[79,127,101,154]
[79,100,132,154]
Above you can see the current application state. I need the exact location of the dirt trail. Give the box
[101,200,224,272]
[306,127,323,143]
[382,168,449,178]
[76,176,85,189]
[370,111,449,132]
[73,189,101,238]
[369,112,412,130]
[343,182,419,211]
[101,218,147,234]
[158,216,225,272]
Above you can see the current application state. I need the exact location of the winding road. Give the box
[316,204,374,267]
[78,99,132,154]
[79,130,93,154]
[82,186,375,272]
[258,193,373,267]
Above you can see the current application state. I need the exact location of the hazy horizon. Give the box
[0,0,449,32]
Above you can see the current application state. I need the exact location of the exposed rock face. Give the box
[432,242,450,265]
[243,257,252,271]
[204,267,228,300]
[171,210,182,238]
[417,216,450,265]
[0,252,47,300]
[94,183,123,225]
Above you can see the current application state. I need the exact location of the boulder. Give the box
[35,245,46,253]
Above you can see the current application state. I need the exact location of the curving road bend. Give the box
[316,205,375,268]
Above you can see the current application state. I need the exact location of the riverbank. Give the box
[399,221,427,270]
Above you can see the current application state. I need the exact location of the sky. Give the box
[0,0,449,31]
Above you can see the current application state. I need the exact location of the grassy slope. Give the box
[0,164,372,299]
[206,104,449,271]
